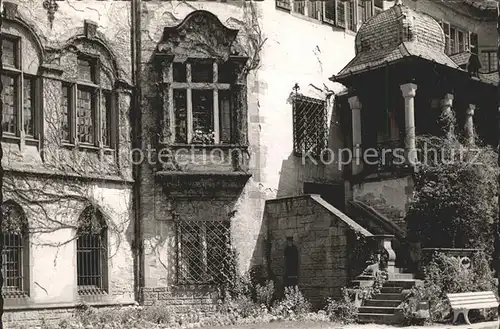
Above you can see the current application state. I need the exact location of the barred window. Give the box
[1,35,39,138]
[176,220,233,284]
[1,201,29,298]
[169,60,234,144]
[292,94,328,159]
[77,206,108,295]
[62,55,115,148]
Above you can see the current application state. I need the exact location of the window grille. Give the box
[292,94,328,159]
[77,207,107,295]
[1,201,29,298]
[176,219,233,285]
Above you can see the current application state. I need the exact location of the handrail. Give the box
[348,200,406,240]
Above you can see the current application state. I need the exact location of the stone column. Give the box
[348,96,363,175]
[400,83,418,166]
[440,93,454,138]
[464,104,476,145]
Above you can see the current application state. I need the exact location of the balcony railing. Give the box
[362,140,408,174]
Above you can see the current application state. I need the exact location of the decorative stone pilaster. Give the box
[400,83,418,166]
[440,93,455,138]
[348,96,363,175]
[375,235,396,275]
[465,104,476,145]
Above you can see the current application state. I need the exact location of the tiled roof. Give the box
[335,4,461,80]
[478,72,498,85]
[464,0,497,11]
[450,52,472,67]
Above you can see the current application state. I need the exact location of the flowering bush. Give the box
[191,129,215,144]
[400,252,497,324]
[270,286,311,319]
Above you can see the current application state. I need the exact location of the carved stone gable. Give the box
[156,10,239,61]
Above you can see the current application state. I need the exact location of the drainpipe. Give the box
[131,0,144,304]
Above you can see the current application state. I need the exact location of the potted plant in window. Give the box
[191,129,215,145]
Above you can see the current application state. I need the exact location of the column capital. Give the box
[440,93,454,108]
[400,83,418,98]
[466,104,476,116]
[348,95,362,111]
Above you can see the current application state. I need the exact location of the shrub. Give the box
[270,286,311,319]
[400,252,497,323]
[325,288,358,324]
[255,280,275,308]
[407,136,498,254]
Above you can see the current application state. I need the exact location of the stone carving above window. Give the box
[156,10,242,62]
[153,10,251,183]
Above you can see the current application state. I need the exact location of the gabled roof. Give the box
[464,0,497,11]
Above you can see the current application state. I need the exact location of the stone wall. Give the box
[264,195,372,307]
[141,285,219,313]
[137,0,357,310]
[1,1,135,325]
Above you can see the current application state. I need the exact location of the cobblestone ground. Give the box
[201,320,500,329]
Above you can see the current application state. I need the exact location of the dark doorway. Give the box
[303,182,345,211]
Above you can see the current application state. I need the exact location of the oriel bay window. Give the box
[1,34,39,140]
[60,56,114,148]
[169,60,233,145]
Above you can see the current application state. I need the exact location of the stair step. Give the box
[358,306,397,314]
[380,286,403,293]
[357,275,375,280]
[384,279,422,289]
[373,293,406,301]
[364,299,402,307]
[390,273,414,280]
[357,313,400,324]
[350,280,374,287]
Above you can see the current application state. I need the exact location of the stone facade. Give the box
[0,0,496,326]
[264,195,372,307]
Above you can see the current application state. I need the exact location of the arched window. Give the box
[59,25,117,149]
[1,201,29,297]
[76,206,108,295]
[1,18,42,140]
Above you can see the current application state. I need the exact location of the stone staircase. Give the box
[354,269,423,324]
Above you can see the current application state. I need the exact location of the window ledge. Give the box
[2,134,20,143]
[162,143,249,150]
[25,137,39,146]
[61,143,115,154]
[4,299,136,311]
